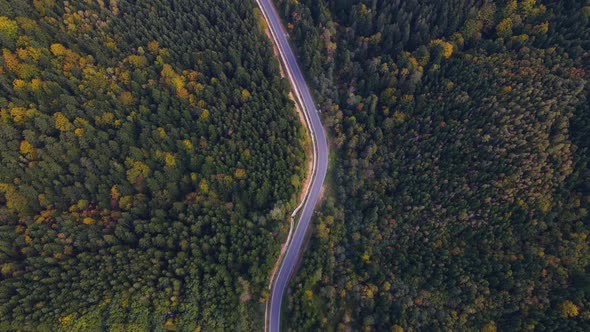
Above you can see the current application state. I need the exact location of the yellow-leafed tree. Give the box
[126,160,150,184]
[19,140,36,158]
[0,16,18,41]
[561,300,579,317]
[50,43,67,56]
[53,112,73,131]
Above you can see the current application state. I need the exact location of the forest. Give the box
[0,0,306,330]
[275,0,590,330]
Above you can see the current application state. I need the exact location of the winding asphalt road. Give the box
[254,0,329,331]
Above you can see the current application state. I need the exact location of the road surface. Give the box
[254,0,329,331]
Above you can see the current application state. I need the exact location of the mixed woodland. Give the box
[275,0,590,330]
[0,0,306,330]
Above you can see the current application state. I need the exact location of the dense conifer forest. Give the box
[0,0,306,330]
[275,0,590,330]
[2,0,589,330]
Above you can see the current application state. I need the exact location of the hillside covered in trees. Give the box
[275,0,590,330]
[0,0,306,330]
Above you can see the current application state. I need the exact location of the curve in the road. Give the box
[255,0,329,331]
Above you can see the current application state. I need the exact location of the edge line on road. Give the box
[254,1,323,331]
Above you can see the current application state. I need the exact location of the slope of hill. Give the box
[275,0,590,330]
